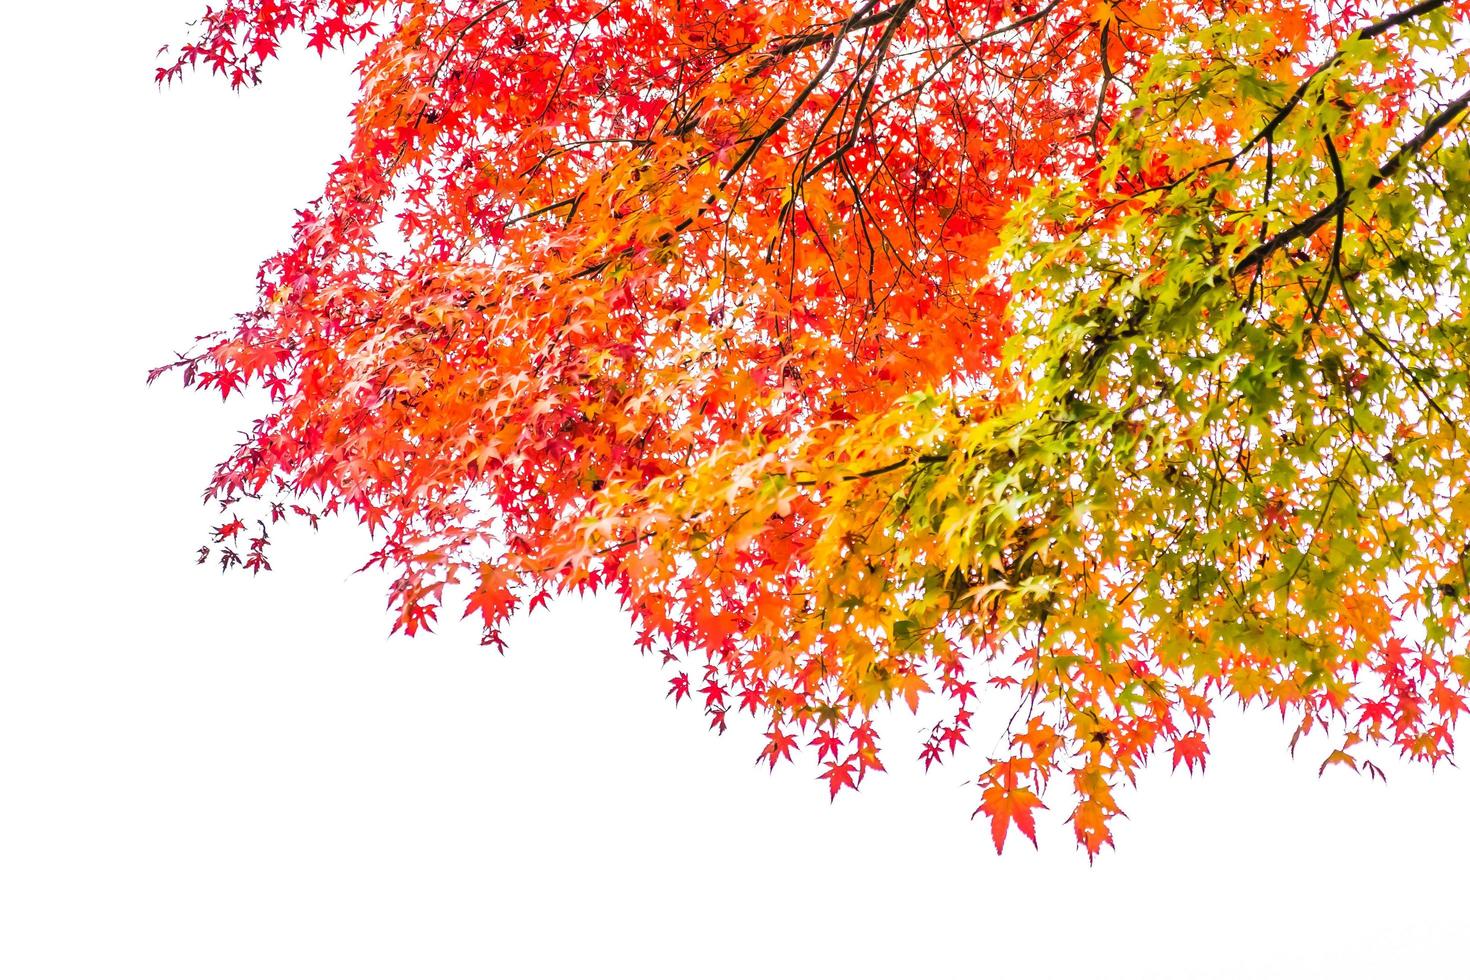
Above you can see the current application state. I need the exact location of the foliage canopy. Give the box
[157,0,1470,854]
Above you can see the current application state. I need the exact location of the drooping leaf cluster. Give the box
[157,0,1470,855]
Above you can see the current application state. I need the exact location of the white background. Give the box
[3,2,1467,977]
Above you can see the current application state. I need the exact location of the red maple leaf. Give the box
[1171,732,1209,775]
[820,757,858,800]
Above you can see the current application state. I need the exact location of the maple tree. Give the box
[155,0,1470,855]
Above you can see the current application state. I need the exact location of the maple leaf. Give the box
[809,729,843,764]
[1429,682,1468,722]
[919,741,943,771]
[1318,750,1360,777]
[977,782,1045,854]
[1171,732,1209,775]
[1070,801,1115,860]
[212,518,245,542]
[462,563,519,628]
[940,726,968,752]
[758,727,798,770]
[820,757,858,800]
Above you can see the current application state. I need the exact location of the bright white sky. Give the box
[3,2,1468,977]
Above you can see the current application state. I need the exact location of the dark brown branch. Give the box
[1132,0,1450,199]
[794,451,952,486]
[1234,87,1470,276]
[721,2,901,187]
[767,0,900,57]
